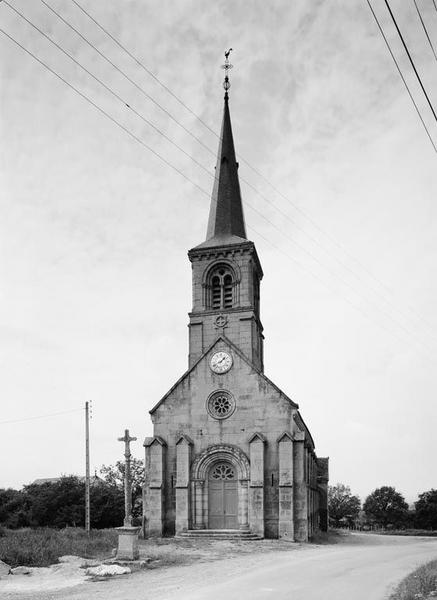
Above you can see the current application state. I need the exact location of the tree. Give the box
[0,488,29,529]
[363,486,409,528]
[24,476,85,528]
[100,458,144,520]
[328,483,361,527]
[415,489,437,530]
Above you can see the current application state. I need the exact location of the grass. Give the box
[0,527,117,568]
[389,559,437,600]
[378,530,437,537]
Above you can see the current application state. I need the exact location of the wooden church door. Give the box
[208,462,238,529]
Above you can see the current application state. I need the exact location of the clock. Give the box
[210,351,233,374]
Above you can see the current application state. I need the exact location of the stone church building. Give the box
[143,85,329,541]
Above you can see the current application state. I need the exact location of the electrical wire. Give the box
[34,0,437,347]
[0,23,435,357]
[3,1,215,182]
[71,0,218,139]
[0,408,83,425]
[412,0,437,62]
[41,0,216,159]
[67,0,437,337]
[366,0,437,152]
[384,0,437,122]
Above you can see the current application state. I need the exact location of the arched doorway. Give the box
[208,462,238,529]
[191,444,250,531]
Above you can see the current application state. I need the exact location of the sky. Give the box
[1,0,437,505]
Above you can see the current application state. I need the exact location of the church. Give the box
[143,66,329,541]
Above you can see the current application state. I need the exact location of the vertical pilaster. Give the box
[175,435,193,534]
[143,436,166,537]
[277,432,294,539]
[239,480,250,530]
[248,433,265,536]
[293,431,308,542]
[317,457,329,532]
[193,480,205,529]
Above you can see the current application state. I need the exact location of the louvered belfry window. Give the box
[209,266,234,309]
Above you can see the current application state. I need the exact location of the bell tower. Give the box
[187,53,264,371]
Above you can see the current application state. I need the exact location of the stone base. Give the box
[116,526,141,561]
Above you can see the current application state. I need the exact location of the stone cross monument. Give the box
[118,429,137,527]
[115,429,140,561]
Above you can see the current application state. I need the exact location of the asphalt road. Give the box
[175,536,437,600]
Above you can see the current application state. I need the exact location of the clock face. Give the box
[210,351,233,374]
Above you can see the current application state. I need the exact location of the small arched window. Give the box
[208,265,234,310]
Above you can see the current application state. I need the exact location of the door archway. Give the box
[208,461,238,529]
[191,444,250,530]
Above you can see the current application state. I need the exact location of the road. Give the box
[175,535,437,600]
[2,533,437,600]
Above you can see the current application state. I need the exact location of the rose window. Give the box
[211,463,235,480]
[207,390,236,420]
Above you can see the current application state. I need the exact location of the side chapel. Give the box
[143,66,329,541]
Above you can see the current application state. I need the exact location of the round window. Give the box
[207,390,236,420]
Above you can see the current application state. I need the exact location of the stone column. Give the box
[277,432,294,539]
[143,436,166,537]
[293,431,308,542]
[175,435,193,534]
[248,433,265,536]
[239,479,250,530]
[317,457,329,532]
[193,480,205,529]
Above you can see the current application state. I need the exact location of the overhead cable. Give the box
[366,0,437,152]
[412,0,437,62]
[0,22,435,357]
[384,0,437,122]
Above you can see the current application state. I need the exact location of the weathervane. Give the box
[221,48,233,98]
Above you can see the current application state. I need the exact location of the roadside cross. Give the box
[117,429,137,527]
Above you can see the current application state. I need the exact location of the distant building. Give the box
[143,79,329,540]
[31,475,103,486]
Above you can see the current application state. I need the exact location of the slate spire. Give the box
[205,53,247,244]
[205,95,247,242]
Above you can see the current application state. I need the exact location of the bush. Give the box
[0,528,117,567]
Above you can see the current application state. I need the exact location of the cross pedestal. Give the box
[116,429,140,561]
[115,525,141,560]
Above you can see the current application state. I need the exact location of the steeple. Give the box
[201,50,247,247]
[187,52,264,371]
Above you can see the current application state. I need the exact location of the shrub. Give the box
[389,559,437,600]
[0,527,117,567]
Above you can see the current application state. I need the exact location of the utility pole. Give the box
[85,401,90,536]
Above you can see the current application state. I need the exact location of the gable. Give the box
[150,335,298,416]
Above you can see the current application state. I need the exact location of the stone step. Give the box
[178,529,263,540]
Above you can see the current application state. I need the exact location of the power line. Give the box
[41,0,216,160]
[0,408,83,426]
[0,26,210,199]
[42,0,377,294]
[366,0,437,152]
[67,0,437,336]
[71,0,218,139]
[384,0,437,122]
[3,1,214,182]
[412,0,437,62]
[1,25,435,357]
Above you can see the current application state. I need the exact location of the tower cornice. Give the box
[188,240,263,279]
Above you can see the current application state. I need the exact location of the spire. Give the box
[204,50,247,244]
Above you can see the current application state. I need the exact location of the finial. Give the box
[221,48,233,99]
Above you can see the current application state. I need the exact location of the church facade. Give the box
[143,86,329,541]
